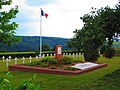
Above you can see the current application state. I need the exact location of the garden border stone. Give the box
[9,63,107,75]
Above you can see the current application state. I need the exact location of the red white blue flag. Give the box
[41,9,48,18]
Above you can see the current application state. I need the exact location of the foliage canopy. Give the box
[68,2,120,61]
[0,0,21,46]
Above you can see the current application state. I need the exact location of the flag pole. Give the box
[40,8,42,58]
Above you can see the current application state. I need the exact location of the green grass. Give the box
[0,56,120,90]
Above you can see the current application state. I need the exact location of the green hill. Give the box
[0,36,70,52]
[112,41,120,48]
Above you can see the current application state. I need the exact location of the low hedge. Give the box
[114,48,120,54]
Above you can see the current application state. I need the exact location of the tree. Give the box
[95,3,120,58]
[0,0,20,46]
[68,2,120,61]
[42,44,51,51]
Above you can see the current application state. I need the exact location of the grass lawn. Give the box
[0,56,120,90]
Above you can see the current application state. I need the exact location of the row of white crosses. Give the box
[2,56,41,67]
[2,53,82,67]
[63,53,82,57]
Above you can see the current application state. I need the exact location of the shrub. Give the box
[64,67,77,71]
[100,45,107,54]
[40,63,48,67]
[0,72,13,90]
[0,72,42,90]
[41,57,49,63]
[41,57,57,65]
[49,65,56,69]
[104,47,115,58]
[84,49,100,62]
[48,58,57,65]
[114,48,120,54]
[25,61,41,66]
[60,56,73,65]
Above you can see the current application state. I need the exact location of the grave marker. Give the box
[2,56,5,62]
[22,57,25,64]
[36,56,38,61]
[6,58,9,67]
[29,56,32,63]
[14,57,18,65]
[8,56,12,61]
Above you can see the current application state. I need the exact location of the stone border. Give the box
[114,54,120,56]
[9,63,107,75]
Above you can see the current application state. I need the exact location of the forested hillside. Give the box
[0,36,70,52]
[0,36,120,52]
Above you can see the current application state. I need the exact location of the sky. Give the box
[3,0,119,38]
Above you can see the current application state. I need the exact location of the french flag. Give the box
[41,9,48,18]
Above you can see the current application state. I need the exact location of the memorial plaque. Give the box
[58,47,61,54]
[55,45,62,59]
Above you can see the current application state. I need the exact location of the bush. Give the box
[114,48,120,54]
[25,61,41,66]
[104,47,115,58]
[41,57,57,65]
[84,49,100,62]
[100,45,107,54]
[60,56,73,65]
[64,67,77,71]
[40,63,48,67]
[0,72,42,90]
[48,58,57,65]
[49,65,56,69]
[41,57,50,63]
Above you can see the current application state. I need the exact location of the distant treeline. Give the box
[0,36,71,52]
[0,36,120,52]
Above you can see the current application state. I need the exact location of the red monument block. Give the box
[55,45,62,59]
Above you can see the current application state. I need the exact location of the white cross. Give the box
[6,58,9,67]
[14,57,18,65]
[42,54,45,58]
[50,54,52,58]
[47,54,49,57]
[8,56,12,61]
[22,57,25,64]
[2,56,5,62]
[72,53,75,58]
[69,53,71,56]
[36,56,38,61]
[29,56,32,63]
[76,53,78,58]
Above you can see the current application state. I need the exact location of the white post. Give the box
[8,56,12,61]
[29,56,32,63]
[22,57,25,64]
[6,58,9,67]
[2,56,5,62]
[40,8,42,58]
[36,56,38,61]
[14,57,18,65]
